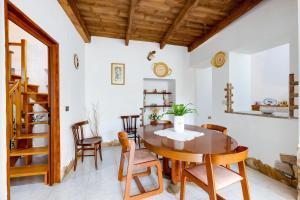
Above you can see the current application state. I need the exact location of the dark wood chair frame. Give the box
[71,120,102,170]
[121,115,141,148]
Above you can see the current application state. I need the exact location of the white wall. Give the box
[191,0,298,167]
[190,0,298,77]
[10,0,86,177]
[0,0,7,198]
[85,37,196,142]
[251,44,289,103]
[9,21,48,93]
[195,68,212,125]
[229,52,251,111]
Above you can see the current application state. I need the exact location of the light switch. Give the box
[65,106,69,112]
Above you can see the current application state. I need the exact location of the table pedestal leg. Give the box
[167,159,184,194]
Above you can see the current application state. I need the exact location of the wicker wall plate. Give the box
[153,62,172,77]
[211,51,226,68]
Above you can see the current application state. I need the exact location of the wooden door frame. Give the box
[5,1,61,199]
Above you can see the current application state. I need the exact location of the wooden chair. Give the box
[118,132,164,200]
[180,146,250,200]
[201,124,228,135]
[121,115,141,148]
[71,120,102,171]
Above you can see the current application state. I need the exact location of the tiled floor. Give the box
[11,146,297,200]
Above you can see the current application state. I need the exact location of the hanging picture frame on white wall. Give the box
[111,63,125,85]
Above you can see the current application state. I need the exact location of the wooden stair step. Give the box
[11,75,29,80]
[26,111,48,115]
[10,164,48,178]
[16,132,48,139]
[23,92,48,97]
[28,121,48,125]
[11,74,21,80]
[10,147,48,156]
[27,84,39,91]
[28,101,48,105]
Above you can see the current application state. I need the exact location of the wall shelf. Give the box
[141,78,176,126]
[144,105,171,108]
[143,91,172,95]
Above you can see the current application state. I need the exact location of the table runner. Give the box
[154,128,204,142]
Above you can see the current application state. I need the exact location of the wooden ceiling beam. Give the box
[58,0,91,43]
[160,0,199,49]
[125,0,138,46]
[188,0,263,52]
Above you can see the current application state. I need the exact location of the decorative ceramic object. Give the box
[174,116,184,133]
[153,62,172,77]
[211,51,226,68]
[74,54,79,69]
[147,51,156,61]
[263,98,277,106]
[260,106,275,115]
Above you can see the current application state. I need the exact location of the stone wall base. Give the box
[246,157,297,189]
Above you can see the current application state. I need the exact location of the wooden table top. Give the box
[138,124,238,162]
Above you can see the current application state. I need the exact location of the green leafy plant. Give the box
[165,103,197,116]
[148,113,162,121]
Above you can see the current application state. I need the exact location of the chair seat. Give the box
[77,136,102,145]
[125,148,157,165]
[186,164,243,190]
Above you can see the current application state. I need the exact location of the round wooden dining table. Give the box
[137,123,238,193]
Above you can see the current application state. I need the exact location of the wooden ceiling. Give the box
[58,0,263,51]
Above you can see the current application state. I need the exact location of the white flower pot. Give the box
[174,116,184,133]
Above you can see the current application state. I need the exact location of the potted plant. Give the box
[149,113,162,125]
[165,103,196,133]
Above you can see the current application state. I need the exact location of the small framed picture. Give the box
[111,63,125,85]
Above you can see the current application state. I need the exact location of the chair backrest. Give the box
[201,124,228,135]
[118,131,130,153]
[209,146,248,165]
[71,120,88,144]
[121,115,139,132]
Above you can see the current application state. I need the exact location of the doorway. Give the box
[5,1,60,199]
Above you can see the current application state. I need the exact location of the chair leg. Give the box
[98,143,103,161]
[94,145,98,170]
[124,163,133,200]
[81,147,84,163]
[118,154,125,181]
[74,148,78,171]
[238,161,250,200]
[180,171,187,200]
[205,155,217,200]
[134,133,137,144]
[138,136,141,148]
[156,161,164,193]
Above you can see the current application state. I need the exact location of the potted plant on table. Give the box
[164,103,197,133]
[148,113,163,125]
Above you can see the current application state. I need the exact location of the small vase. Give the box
[174,116,184,133]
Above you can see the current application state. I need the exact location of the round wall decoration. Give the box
[74,54,79,69]
[211,51,226,68]
[153,62,172,77]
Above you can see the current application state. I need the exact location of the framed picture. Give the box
[111,63,125,85]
